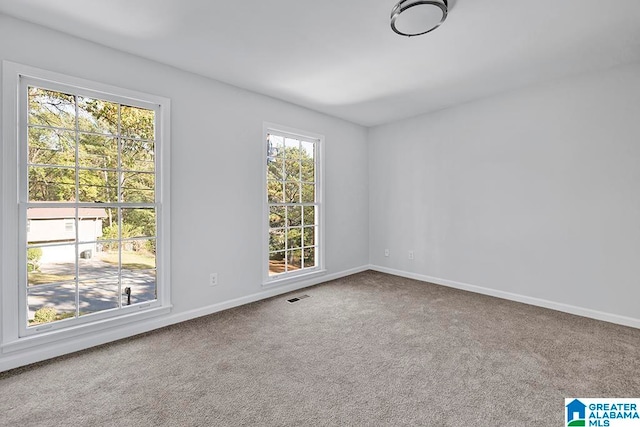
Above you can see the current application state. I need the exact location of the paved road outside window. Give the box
[28,258,156,320]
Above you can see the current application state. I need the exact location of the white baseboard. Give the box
[0,265,369,373]
[368,265,640,330]
[166,265,369,325]
[6,263,635,373]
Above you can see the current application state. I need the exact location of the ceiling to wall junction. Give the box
[1,0,639,126]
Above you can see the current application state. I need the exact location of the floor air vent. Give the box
[287,294,310,303]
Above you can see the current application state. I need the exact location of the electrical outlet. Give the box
[384,249,390,257]
[209,273,218,286]
[408,251,414,260]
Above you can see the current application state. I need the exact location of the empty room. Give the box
[1,1,639,425]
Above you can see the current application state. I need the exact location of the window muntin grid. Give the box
[267,132,319,277]
[23,83,159,332]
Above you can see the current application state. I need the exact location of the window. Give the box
[264,124,324,283]
[1,62,171,349]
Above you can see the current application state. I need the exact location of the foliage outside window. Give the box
[266,129,320,279]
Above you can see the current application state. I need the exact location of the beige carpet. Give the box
[1,270,639,426]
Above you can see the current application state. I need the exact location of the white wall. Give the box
[2,12,639,371]
[0,14,369,370]
[369,62,640,324]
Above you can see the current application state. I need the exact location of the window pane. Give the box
[267,157,284,181]
[78,134,118,169]
[302,183,315,203]
[121,172,155,202]
[28,283,77,326]
[28,166,75,202]
[269,206,285,228]
[284,158,301,181]
[121,105,155,140]
[303,226,315,247]
[94,240,120,267]
[301,140,315,160]
[27,207,77,243]
[269,252,285,276]
[79,246,118,280]
[120,238,156,305]
[77,97,118,135]
[284,182,300,203]
[268,180,284,203]
[287,206,302,226]
[79,169,118,203]
[77,238,119,316]
[76,209,108,244]
[285,138,300,158]
[122,208,156,238]
[269,229,285,252]
[303,206,315,226]
[121,139,155,172]
[301,159,314,182]
[79,281,119,316]
[27,245,76,287]
[120,239,156,270]
[267,134,284,157]
[287,227,302,249]
[287,249,302,271]
[28,87,76,130]
[303,247,316,269]
[28,128,75,166]
[122,270,156,306]
[94,207,117,247]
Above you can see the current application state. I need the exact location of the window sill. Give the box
[262,268,327,289]
[1,305,172,354]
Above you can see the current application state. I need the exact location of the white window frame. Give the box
[1,61,172,352]
[262,122,325,286]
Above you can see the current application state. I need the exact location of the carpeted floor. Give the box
[1,270,639,426]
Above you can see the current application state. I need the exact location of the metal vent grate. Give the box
[287,294,310,303]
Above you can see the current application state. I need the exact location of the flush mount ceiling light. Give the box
[390,0,448,37]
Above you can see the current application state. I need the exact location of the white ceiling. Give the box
[1,0,639,126]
